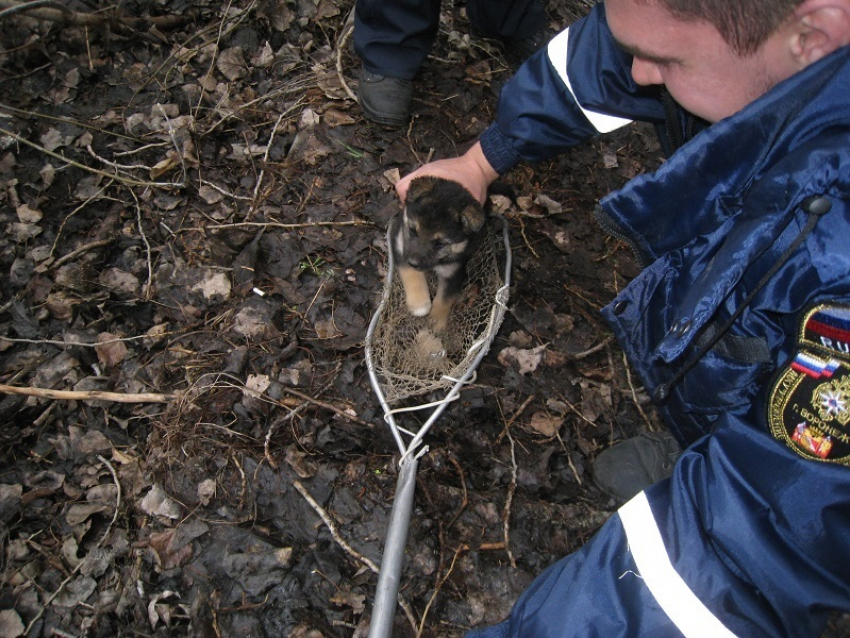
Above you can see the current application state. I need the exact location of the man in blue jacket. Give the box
[396,0,850,634]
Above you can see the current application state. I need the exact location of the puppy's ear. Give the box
[461,203,485,233]
[406,177,433,202]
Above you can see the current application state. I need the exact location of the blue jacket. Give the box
[472,4,850,637]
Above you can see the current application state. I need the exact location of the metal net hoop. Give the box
[366,217,511,407]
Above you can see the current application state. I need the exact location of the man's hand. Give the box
[395,141,500,204]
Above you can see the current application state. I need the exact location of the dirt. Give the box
[1,1,848,637]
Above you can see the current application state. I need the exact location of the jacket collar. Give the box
[599,46,850,363]
[599,45,850,262]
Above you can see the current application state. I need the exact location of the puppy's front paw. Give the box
[407,299,432,317]
[398,266,432,317]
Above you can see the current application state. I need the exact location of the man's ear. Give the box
[790,0,850,65]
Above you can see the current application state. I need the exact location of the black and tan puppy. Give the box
[390,176,486,333]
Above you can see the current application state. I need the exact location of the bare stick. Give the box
[250,112,287,211]
[293,479,379,572]
[0,0,189,28]
[335,7,358,103]
[416,546,463,638]
[49,238,112,270]
[622,350,656,431]
[293,480,418,631]
[128,188,154,299]
[0,125,183,188]
[198,220,371,231]
[497,394,534,569]
[0,383,173,403]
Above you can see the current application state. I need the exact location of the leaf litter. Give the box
[1,0,848,637]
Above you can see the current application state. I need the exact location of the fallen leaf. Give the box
[527,411,564,437]
[217,47,247,81]
[16,203,42,223]
[140,485,182,520]
[0,609,24,638]
[96,333,129,369]
[497,345,547,375]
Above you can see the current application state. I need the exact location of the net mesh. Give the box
[367,217,509,405]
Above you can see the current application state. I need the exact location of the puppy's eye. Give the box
[408,227,418,237]
[432,238,448,249]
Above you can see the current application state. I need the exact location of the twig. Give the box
[292,479,418,631]
[0,125,183,188]
[0,0,68,19]
[198,220,371,231]
[622,350,656,432]
[0,102,138,142]
[49,183,112,260]
[97,454,122,530]
[279,385,372,428]
[250,111,287,212]
[496,394,534,569]
[515,214,539,258]
[555,431,583,486]
[0,383,173,403]
[558,394,599,429]
[264,367,340,467]
[128,188,154,299]
[0,0,189,28]
[293,479,378,572]
[416,545,463,638]
[567,336,613,361]
[198,178,254,202]
[444,454,468,532]
[0,332,174,347]
[335,7,357,103]
[49,238,112,270]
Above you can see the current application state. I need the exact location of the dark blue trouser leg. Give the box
[466,0,545,41]
[354,0,546,80]
[354,0,442,81]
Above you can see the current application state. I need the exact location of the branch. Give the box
[0,383,173,403]
[0,0,189,28]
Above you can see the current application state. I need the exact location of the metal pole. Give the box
[367,455,419,638]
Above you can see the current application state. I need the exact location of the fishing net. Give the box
[366,216,511,406]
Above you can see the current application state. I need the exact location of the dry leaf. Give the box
[140,485,182,520]
[497,345,547,375]
[0,609,24,638]
[527,411,564,437]
[217,47,247,81]
[96,333,129,368]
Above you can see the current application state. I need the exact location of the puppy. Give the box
[390,176,486,333]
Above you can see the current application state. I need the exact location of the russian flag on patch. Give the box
[805,307,850,353]
[791,352,842,378]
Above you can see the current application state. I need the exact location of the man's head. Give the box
[605,0,850,122]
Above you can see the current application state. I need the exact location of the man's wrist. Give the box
[479,123,520,176]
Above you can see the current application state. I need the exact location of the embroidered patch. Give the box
[768,304,850,465]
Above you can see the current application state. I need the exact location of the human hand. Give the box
[396,142,499,205]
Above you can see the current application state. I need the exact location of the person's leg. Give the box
[354,0,442,81]
[465,0,545,42]
[354,0,441,126]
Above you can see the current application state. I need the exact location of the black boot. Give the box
[592,431,683,503]
[357,70,413,127]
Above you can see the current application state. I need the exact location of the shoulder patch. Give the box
[768,304,850,465]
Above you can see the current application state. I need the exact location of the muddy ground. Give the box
[0,0,848,636]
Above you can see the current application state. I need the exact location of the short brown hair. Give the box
[652,0,803,54]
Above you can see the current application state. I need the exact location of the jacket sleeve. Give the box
[468,419,850,637]
[480,2,667,175]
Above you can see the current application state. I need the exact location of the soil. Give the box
[0,1,848,637]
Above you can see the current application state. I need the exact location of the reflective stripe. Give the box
[619,492,738,638]
[546,28,632,134]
